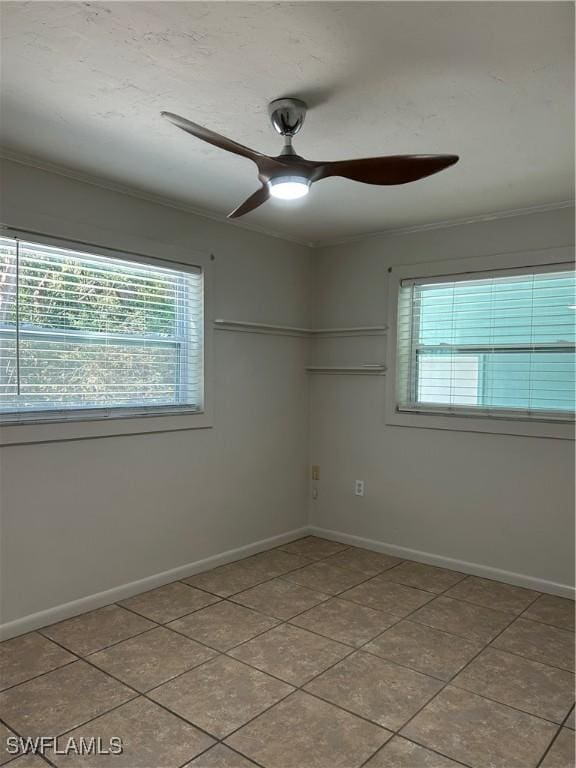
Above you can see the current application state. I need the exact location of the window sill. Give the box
[386,408,575,440]
[0,408,213,446]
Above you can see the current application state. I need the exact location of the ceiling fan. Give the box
[161,98,459,219]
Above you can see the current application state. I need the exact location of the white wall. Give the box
[310,208,575,591]
[1,160,573,633]
[0,159,312,627]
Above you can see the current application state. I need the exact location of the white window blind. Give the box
[396,265,576,421]
[0,236,204,423]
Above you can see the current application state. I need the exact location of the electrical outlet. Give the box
[355,480,365,497]
[311,465,320,481]
[311,487,319,500]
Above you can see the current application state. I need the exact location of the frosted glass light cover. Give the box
[269,177,310,200]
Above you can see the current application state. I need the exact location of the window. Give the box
[0,236,204,423]
[396,265,575,421]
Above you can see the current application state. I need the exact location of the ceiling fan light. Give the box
[269,176,310,200]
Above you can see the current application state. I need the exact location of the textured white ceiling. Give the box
[0,1,573,245]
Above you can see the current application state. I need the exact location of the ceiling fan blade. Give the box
[228,185,270,219]
[318,154,459,185]
[162,111,264,163]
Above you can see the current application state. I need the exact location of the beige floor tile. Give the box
[3,550,569,768]
[40,605,156,656]
[0,660,134,737]
[48,696,215,767]
[492,618,575,672]
[7,758,51,768]
[365,619,483,680]
[168,600,279,651]
[231,578,329,620]
[89,626,217,692]
[324,547,402,577]
[183,561,274,598]
[0,632,76,691]
[0,722,16,766]
[119,582,220,623]
[149,655,293,739]
[278,536,349,560]
[290,597,399,648]
[243,550,312,576]
[540,728,575,768]
[411,596,513,642]
[341,576,435,617]
[445,576,540,615]
[305,650,443,731]
[225,690,391,768]
[454,647,575,723]
[364,736,465,768]
[402,685,558,768]
[522,595,575,631]
[282,561,368,595]
[381,561,466,594]
[229,623,350,685]
[185,744,258,767]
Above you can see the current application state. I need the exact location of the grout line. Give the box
[1,543,573,768]
[0,659,142,760]
[29,636,223,747]
[1,635,567,768]
[386,591,562,763]
[222,743,269,768]
[115,599,222,627]
[487,628,576,674]
[319,566,548,624]
[517,614,576,632]
[196,564,548,765]
[290,594,573,719]
[173,739,269,768]
[146,584,575,726]
[22,556,411,763]
[35,602,161,646]
[221,631,357,685]
[0,716,33,768]
[0,545,346,736]
[151,622,281,677]
[287,578,569,766]
[175,560,332,601]
[216,645,470,768]
[535,722,568,768]
[0,656,81,696]
[87,623,163,652]
[535,705,576,768]
[448,679,573,727]
[561,706,575,728]
[356,736,472,768]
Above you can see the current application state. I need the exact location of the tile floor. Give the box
[0,536,574,768]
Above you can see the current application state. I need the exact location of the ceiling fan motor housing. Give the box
[268,98,307,137]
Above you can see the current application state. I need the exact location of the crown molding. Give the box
[1,148,572,251]
[0,148,315,249]
[314,199,575,249]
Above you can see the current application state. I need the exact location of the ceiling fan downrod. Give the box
[268,98,307,157]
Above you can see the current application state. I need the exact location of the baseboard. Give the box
[309,526,575,599]
[0,527,310,640]
[4,523,572,640]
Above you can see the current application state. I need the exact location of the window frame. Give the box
[385,246,575,440]
[0,227,213,446]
